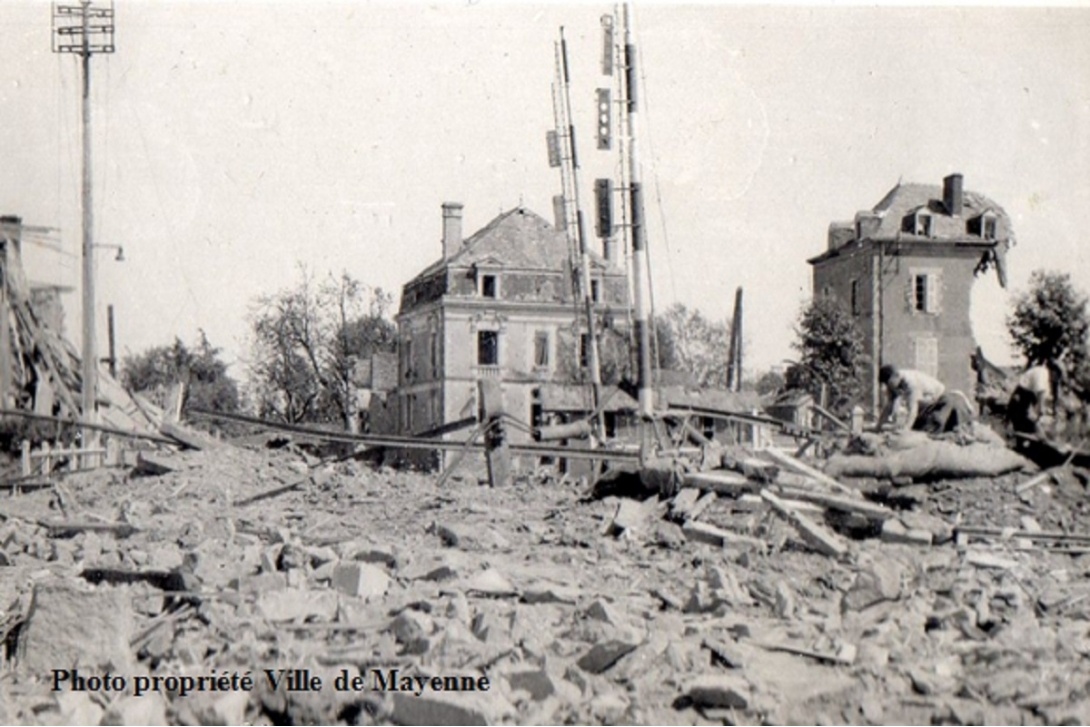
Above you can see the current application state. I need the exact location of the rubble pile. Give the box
[2,436,1090,725]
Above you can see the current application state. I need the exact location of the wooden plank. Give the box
[760,490,848,558]
[811,403,850,433]
[684,470,757,497]
[738,493,824,517]
[159,420,225,451]
[762,445,853,495]
[0,408,175,444]
[956,525,1090,545]
[682,520,764,549]
[40,519,140,538]
[749,639,856,666]
[233,473,312,507]
[775,485,894,520]
[187,406,639,463]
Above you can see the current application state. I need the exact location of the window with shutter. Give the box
[908,268,942,315]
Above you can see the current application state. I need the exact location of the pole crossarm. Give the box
[52,2,115,54]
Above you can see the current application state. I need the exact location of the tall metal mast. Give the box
[557,28,605,441]
[620,3,654,420]
[52,1,115,454]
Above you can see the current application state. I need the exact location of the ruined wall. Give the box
[400,272,446,313]
[812,247,879,411]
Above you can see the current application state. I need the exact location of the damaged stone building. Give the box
[808,173,1013,414]
[391,203,630,458]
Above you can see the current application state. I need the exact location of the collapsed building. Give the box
[808,173,1013,414]
[0,215,160,441]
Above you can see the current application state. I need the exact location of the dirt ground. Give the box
[2,438,1090,725]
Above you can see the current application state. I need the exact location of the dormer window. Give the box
[480,274,497,299]
[914,211,933,237]
[981,212,997,239]
[967,210,998,239]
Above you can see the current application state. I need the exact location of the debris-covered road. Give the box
[3,440,1090,725]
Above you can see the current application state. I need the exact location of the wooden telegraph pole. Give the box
[52,1,115,463]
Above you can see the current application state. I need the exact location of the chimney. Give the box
[441,202,463,259]
[943,173,963,216]
[827,222,854,251]
[854,211,881,241]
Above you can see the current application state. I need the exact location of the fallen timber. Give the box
[663,403,831,439]
[186,407,640,463]
[955,525,1090,546]
[0,408,176,445]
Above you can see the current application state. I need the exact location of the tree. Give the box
[121,331,240,415]
[652,303,730,388]
[788,297,867,413]
[247,267,396,429]
[751,369,786,396]
[1008,270,1089,383]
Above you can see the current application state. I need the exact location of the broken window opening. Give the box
[480,274,497,299]
[534,331,550,368]
[983,215,997,239]
[915,213,933,237]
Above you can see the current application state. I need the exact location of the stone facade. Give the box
[390,204,629,466]
[808,174,1013,414]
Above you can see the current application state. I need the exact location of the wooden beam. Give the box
[683,470,756,497]
[762,445,853,495]
[956,525,1090,545]
[774,485,893,520]
[159,420,225,451]
[811,403,850,433]
[187,407,639,463]
[0,407,174,444]
[761,490,848,558]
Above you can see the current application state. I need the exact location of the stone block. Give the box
[686,674,752,710]
[332,562,390,600]
[577,639,638,674]
[17,577,134,675]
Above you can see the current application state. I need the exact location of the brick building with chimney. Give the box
[390,202,630,459]
[807,174,1013,415]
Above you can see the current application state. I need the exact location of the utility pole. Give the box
[105,303,116,378]
[620,3,653,421]
[555,28,606,442]
[727,287,743,392]
[52,1,115,456]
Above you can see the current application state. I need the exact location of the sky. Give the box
[2,1,1090,384]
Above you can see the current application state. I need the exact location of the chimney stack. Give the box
[441,202,463,259]
[943,173,963,216]
[854,211,881,241]
[828,222,854,251]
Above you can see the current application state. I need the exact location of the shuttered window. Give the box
[914,336,939,377]
[907,268,942,315]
